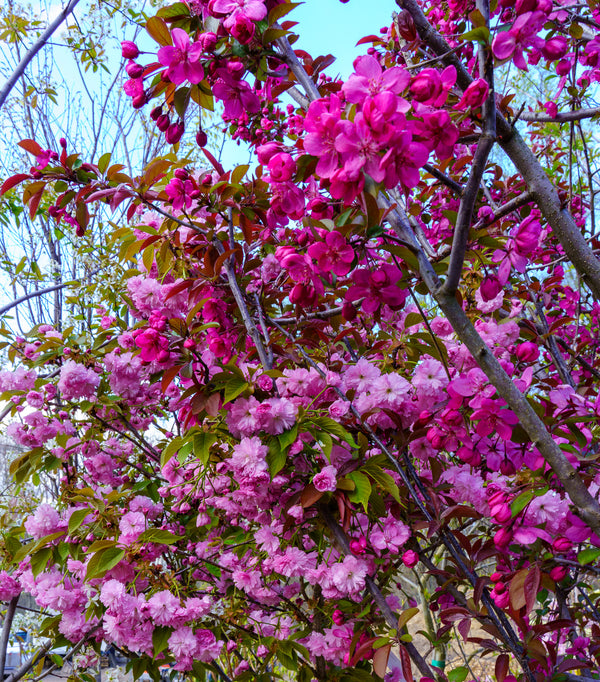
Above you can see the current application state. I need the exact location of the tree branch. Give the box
[0,0,82,111]
[0,281,76,317]
[0,596,19,682]
[439,0,495,296]
[519,106,600,123]
[396,0,600,301]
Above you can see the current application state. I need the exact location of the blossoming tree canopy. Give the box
[1,0,600,679]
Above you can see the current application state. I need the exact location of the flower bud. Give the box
[402,550,419,568]
[165,121,185,144]
[542,36,568,61]
[494,527,513,548]
[480,276,502,301]
[550,565,567,582]
[126,61,144,79]
[552,537,573,553]
[121,41,139,59]
[516,341,539,363]
[150,106,163,121]
[196,130,208,147]
[156,114,170,132]
[131,93,148,109]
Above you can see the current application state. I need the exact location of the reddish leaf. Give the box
[300,483,324,509]
[28,189,44,219]
[373,644,391,678]
[457,618,471,640]
[495,653,509,682]
[1,173,31,195]
[18,139,42,156]
[161,365,181,393]
[399,646,413,682]
[201,147,224,175]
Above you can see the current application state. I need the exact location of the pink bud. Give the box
[126,61,144,79]
[516,341,539,363]
[156,114,170,132]
[542,36,568,61]
[494,527,513,548]
[552,538,573,553]
[480,276,502,301]
[332,609,345,625]
[490,503,512,524]
[402,550,419,568]
[198,32,217,52]
[121,41,139,59]
[196,130,208,147]
[132,92,148,109]
[550,565,567,581]
[165,121,185,144]
[490,571,503,582]
[457,78,489,109]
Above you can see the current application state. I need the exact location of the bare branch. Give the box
[0,0,83,111]
[519,106,600,123]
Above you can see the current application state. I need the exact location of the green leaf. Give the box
[68,508,91,534]
[511,490,534,517]
[30,547,52,577]
[138,529,183,545]
[348,471,372,512]
[193,432,217,465]
[578,548,600,566]
[448,667,469,682]
[278,424,298,451]
[152,626,172,657]
[309,417,358,448]
[231,164,249,185]
[223,377,249,404]
[267,439,286,477]
[157,3,189,18]
[146,16,172,45]
[86,546,125,580]
[161,436,183,467]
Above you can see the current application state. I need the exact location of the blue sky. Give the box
[291,0,397,77]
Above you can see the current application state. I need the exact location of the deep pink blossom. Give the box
[308,231,354,276]
[343,55,410,104]
[158,29,204,85]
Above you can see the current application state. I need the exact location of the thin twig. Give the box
[0,0,82,110]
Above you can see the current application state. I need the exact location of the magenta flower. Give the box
[335,115,387,183]
[157,28,204,85]
[164,177,195,211]
[343,54,410,104]
[303,95,344,179]
[345,264,407,315]
[381,130,429,191]
[456,78,489,109]
[470,398,519,439]
[212,0,267,22]
[213,74,260,120]
[313,465,338,492]
[135,328,169,362]
[308,231,355,276]
[267,152,296,182]
[491,11,547,70]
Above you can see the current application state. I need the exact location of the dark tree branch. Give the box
[422,163,463,195]
[439,0,495,296]
[396,0,600,301]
